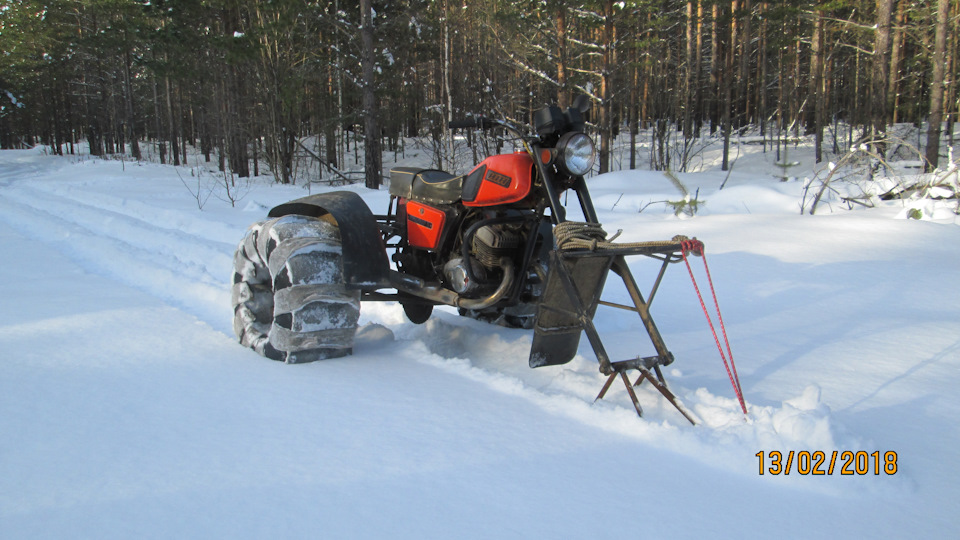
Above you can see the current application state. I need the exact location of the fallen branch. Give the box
[294,138,355,185]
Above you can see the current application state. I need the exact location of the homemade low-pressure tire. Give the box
[231,215,360,363]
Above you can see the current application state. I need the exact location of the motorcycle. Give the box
[232,95,602,365]
[232,95,735,423]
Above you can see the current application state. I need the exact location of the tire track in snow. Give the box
[0,187,234,334]
[23,180,245,246]
[3,184,234,282]
[0,154,53,187]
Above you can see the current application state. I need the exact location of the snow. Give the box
[1,142,958,538]
[3,90,21,106]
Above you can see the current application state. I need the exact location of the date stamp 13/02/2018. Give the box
[756,450,898,476]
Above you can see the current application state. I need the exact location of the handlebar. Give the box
[448,116,533,146]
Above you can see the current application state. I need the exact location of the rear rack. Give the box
[530,239,699,425]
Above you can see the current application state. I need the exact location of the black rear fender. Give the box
[268,191,390,289]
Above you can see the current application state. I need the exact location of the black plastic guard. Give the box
[529,251,613,367]
[268,191,390,290]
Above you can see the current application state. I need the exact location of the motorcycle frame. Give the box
[269,124,698,422]
[366,136,600,310]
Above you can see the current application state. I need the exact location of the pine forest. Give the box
[0,0,955,187]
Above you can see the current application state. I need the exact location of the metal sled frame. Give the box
[532,241,698,425]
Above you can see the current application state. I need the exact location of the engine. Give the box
[443,223,524,296]
[472,224,522,268]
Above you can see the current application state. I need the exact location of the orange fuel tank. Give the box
[462,152,535,207]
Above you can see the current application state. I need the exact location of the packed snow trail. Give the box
[0,183,234,334]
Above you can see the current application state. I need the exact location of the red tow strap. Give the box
[680,239,748,416]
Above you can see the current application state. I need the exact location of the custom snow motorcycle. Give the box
[233,95,598,361]
[232,96,740,422]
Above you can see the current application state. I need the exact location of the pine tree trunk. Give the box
[630,44,639,170]
[722,1,738,171]
[872,0,894,154]
[152,78,166,164]
[758,2,768,142]
[947,0,959,146]
[925,0,950,171]
[710,2,720,134]
[888,0,907,124]
[326,43,339,170]
[442,0,454,171]
[808,2,825,163]
[165,76,180,166]
[360,0,382,189]
[123,48,140,160]
[693,0,706,138]
[557,6,569,109]
[739,0,751,125]
[683,1,696,141]
[598,0,614,174]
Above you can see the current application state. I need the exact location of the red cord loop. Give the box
[680,239,704,257]
[681,239,747,416]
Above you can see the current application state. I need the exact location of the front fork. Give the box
[529,142,599,225]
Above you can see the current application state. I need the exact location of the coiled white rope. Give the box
[554,221,687,251]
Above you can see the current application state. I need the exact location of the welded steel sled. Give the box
[529,239,698,424]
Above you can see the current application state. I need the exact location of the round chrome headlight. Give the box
[556,132,596,176]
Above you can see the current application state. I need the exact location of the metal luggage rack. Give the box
[530,223,703,425]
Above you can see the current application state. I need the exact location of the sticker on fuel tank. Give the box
[485,170,511,187]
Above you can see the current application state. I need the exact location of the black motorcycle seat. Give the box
[389,167,464,205]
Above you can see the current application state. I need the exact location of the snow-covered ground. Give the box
[1,142,958,539]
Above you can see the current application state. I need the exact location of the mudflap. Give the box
[268,191,390,289]
[529,251,613,368]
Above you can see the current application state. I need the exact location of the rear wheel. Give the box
[232,215,360,363]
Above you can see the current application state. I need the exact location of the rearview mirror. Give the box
[572,94,591,114]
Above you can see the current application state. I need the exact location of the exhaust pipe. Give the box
[389,257,515,311]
